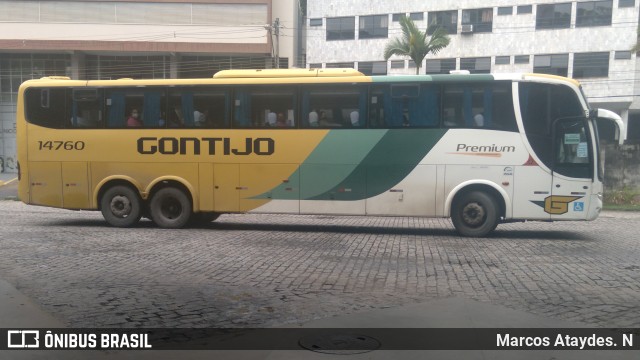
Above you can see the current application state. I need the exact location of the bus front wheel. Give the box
[100,185,142,227]
[149,187,192,229]
[451,191,499,237]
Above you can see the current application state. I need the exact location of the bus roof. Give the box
[213,68,364,78]
[20,71,580,88]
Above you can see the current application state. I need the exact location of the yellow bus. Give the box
[17,69,623,236]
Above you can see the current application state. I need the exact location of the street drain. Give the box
[299,333,381,355]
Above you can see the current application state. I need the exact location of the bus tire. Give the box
[149,187,192,229]
[451,191,499,237]
[100,185,142,227]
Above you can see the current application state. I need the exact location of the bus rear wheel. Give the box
[149,187,192,229]
[100,185,142,227]
[451,191,499,237]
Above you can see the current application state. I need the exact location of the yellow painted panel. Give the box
[26,126,328,165]
[214,164,239,212]
[239,163,299,212]
[198,163,214,212]
[62,162,89,209]
[29,161,62,207]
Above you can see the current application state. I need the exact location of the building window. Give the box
[514,55,530,64]
[573,52,609,78]
[390,60,405,69]
[359,15,389,39]
[425,58,456,74]
[409,12,424,21]
[498,7,513,15]
[517,5,533,14]
[576,1,612,27]
[309,63,323,69]
[326,17,355,40]
[89,55,169,79]
[0,54,70,103]
[615,51,632,60]
[460,57,491,73]
[392,13,405,22]
[495,56,511,65]
[326,62,355,69]
[619,0,635,7]
[533,54,569,76]
[462,8,493,33]
[536,3,571,29]
[428,10,458,34]
[309,18,323,26]
[358,61,387,76]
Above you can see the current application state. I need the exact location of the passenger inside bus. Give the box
[350,110,360,127]
[126,108,142,127]
[308,109,319,127]
[319,110,342,127]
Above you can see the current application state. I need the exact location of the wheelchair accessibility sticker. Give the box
[531,196,583,215]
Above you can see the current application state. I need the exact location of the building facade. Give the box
[306,0,639,141]
[0,0,303,173]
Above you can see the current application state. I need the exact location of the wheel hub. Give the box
[161,197,182,220]
[462,202,485,227]
[110,195,132,218]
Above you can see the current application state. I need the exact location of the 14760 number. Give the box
[38,141,85,151]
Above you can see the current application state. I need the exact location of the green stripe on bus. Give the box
[252,130,387,200]
[307,128,447,201]
[254,128,448,201]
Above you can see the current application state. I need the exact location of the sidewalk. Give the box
[0,279,636,360]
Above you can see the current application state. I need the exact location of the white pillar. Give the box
[170,53,179,79]
[71,52,85,80]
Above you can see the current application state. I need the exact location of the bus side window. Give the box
[442,85,464,127]
[107,89,164,128]
[25,88,68,129]
[234,87,296,128]
[169,88,229,129]
[302,85,365,128]
[489,83,518,132]
[443,85,486,128]
[442,83,517,131]
[70,89,103,128]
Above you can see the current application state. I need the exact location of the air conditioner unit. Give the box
[461,24,474,33]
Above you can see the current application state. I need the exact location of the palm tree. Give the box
[384,16,451,75]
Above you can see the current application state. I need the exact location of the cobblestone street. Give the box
[0,200,639,329]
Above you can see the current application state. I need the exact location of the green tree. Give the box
[384,16,451,75]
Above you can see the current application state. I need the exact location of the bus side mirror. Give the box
[593,108,625,145]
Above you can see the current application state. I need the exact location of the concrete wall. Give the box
[603,143,640,195]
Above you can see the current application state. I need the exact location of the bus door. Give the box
[62,162,89,209]
[550,117,592,220]
[213,164,240,212]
